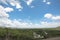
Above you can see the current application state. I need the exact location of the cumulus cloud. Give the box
[4,7,13,12]
[52,16,60,20]
[43,0,46,2]
[44,13,60,20]
[0,5,13,27]
[40,21,60,28]
[46,2,51,5]
[44,13,52,18]
[43,0,51,5]
[0,0,23,10]
[0,5,9,18]
[9,0,23,10]
[24,0,33,6]
[0,0,34,10]
[9,0,16,6]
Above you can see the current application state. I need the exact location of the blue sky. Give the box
[0,0,60,28]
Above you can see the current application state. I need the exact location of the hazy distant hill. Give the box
[55,26,60,30]
[56,26,60,28]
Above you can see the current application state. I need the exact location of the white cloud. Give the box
[44,13,52,18]
[0,18,60,28]
[9,0,23,10]
[9,0,16,6]
[43,0,46,2]
[40,21,60,28]
[52,16,60,20]
[24,0,33,6]
[15,3,23,9]
[44,13,60,20]
[4,7,13,12]
[0,5,9,18]
[0,0,34,10]
[0,0,23,10]
[0,5,13,28]
[46,2,51,5]
[43,0,51,5]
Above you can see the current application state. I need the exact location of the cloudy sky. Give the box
[0,0,60,28]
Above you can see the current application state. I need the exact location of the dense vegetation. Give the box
[0,27,60,40]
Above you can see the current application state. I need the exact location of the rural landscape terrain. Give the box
[0,26,60,40]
